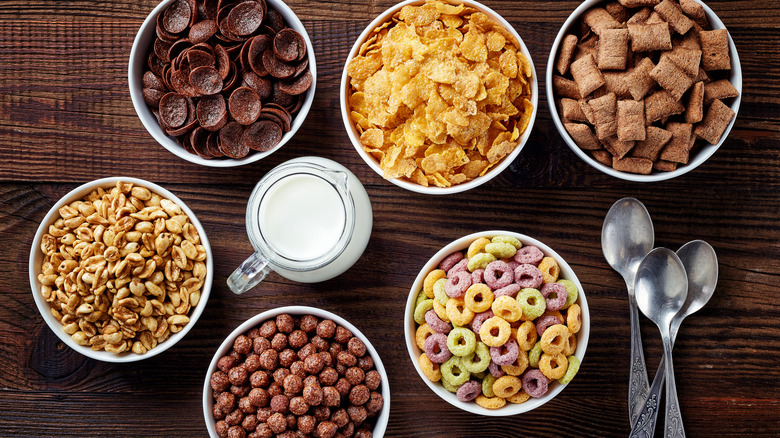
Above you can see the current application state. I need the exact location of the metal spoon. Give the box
[634,248,688,438]
[631,241,718,437]
[602,197,655,424]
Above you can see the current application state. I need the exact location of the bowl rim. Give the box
[128,0,318,168]
[202,305,391,437]
[403,230,590,416]
[545,0,742,182]
[28,176,213,363]
[339,0,539,195]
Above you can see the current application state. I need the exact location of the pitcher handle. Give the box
[227,252,272,294]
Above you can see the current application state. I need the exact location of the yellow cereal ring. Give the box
[415,290,427,308]
[433,278,449,305]
[419,353,442,382]
[441,376,459,393]
[467,252,496,272]
[506,389,531,404]
[464,284,494,313]
[567,303,582,334]
[538,256,560,283]
[540,324,570,355]
[501,349,529,376]
[563,330,577,356]
[423,269,446,298]
[446,297,475,326]
[485,242,517,259]
[528,341,542,368]
[558,356,580,384]
[539,352,569,380]
[478,316,511,347]
[516,321,538,351]
[491,235,522,249]
[433,299,450,322]
[482,374,497,397]
[491,295,521,322]
[492,375,522,398]
[414,299,434,324]
[415,323,436,350]
[475,394,507,409]
[467,237,491,258]
[517,288,546,320]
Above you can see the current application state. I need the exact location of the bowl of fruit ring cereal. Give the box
[341,0,538,194]
[404,231,589,415]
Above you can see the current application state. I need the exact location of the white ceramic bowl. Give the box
[203,306,390,437]
[340,0,538,194]
[129,0,317,167]
[546,0,741,182]
[404,230,589,416]
[29,176,213,363]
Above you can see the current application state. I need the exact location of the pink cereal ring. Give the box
[484,261,514,289]
[514,264,543,289]
[522,369,549,398]
[445,271,472,298]
[541,283,567,311]
[536,315,562,337]
[488,360,506,378]
[425,309,451,334]
[447,258,469,276]
[439,251,464,272]
[490,339,519,366]
[506,261,520,271]
[471,269,485,284]
[471,310,494,335]
[424,333,452,364]
[514,245,544,265]
[456,380,482,402]
[494,284,521,299]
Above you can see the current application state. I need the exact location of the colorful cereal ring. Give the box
[478,317,511,347]
[433,299,450,323]
[423,269,446,299]
[517,288,546,320]
[489,339,519,366]
[539,352,568,380]
[468,253,496,272]
[485,242,517,259]
[541,282,567,311]
[528,341,542,368]
[492,235,522,249]
[514,264,543,289]
[563,330,577,356]
[484,260,514,289]
[470,310,494,335]
[464,284,494,313]
[491,295,522,322]
[415,290,427,308]
[447,258,469,276]
[441,356,470,386]
[462,342,490,373]
[500,349,529,376]
[492,375,522,399]
[558,356,580,385]
[447,328,477,356]
[414,299,434,325]
[556,279,578,309]
[467,237,491,258]
[439,251,464,272]
[433,278,449,305]
[446,297,475,326]
[540,324,569,355]
[514,245,544,265]
[425,309,451,334]
[522,369,549,398]
[445,271,472,298]
[418,353,441,382]
[567,303,582,334]
[481,374,497,397]
[535,315,563,337]
[538,256,560,283]
[516,321,538,351]
[456,380,482,402]
[424,333,451,364]
[415,323,436,350]
[488,360,506,378]
[471,268,485,284]
[440,375,459,393]
[506,389,531,404]
[475,394,507,409]
[493,283,521,298]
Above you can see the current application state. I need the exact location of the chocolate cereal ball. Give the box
[259,349,278,371]
[248,388,269,408]
[270,394,289,414]
[347,337,367,357]
[354,427,373,438]
[215,420,229,438]
[289,360,306,378]
[347,405,367,425]
[334,378,351,397]
[319,367,339,386]
[267,412,287,434]
[337,351,357,367]
[302,384,323,406]
[317,421,338,438]
[244,353,261,373]
[358,355,374,371]
[217,392,237,413]
[218,355,238,373]
[283,374,303,396]
[334,326,352,344]
[311,335,329,352]
[250,370,270,388]
[225,409,244,426]
[345,367,365,385]
[279,349,297,368]
[304,352,325,374]
[322,386,341,407]
[211,371,230,392]
[289,396,309,415]
[227,425,246,438]
[350,384,370,405]
[228,366,249,386]
[297,415,316,434]
[253,337,270,355]
[234,335,253,355]
[316,319,336,338]
[288,330,308,349]
[256,407,272,422]
[364,370,381,391]
[253,423,273,438]
[299,314,319,333]
[366,391,384,414]
[241,414,258,432]
[271,332,288,351]
[330,408,350,428]
[276,314,295,333]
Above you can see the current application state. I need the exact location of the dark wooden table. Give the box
[1,0,778,436]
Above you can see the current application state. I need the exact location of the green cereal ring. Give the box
[414,299,434,325]
[468,253,496,272]
[491,235,522,249]
[415,290,428,308]
[447,328,477,356]
[485,242,517,259]
[528,341,542,368]
[434,278,449,305]
[482,374,497,397]
[463,341,490,373]
[441,376,460,393]
[518,288,546,319]
[558,356,580,384]
[557,279,578,309]
[472,370,488,380]
[441,356,470,386]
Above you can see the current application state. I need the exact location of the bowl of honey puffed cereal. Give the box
[204,306,390,438]
[405,231,589,415]
[30,177,213,362]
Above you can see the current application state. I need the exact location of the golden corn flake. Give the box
[345,0,534,187]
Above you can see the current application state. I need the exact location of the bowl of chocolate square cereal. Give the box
[547,0,741,181]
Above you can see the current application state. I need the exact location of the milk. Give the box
[258,174,346,261]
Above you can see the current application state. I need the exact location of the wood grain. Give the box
[0,0,778,436]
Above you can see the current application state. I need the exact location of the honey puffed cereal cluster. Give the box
[210,314,383,438]
[346,0,534,188]
[413,236,582,408]
[38,181,207,355]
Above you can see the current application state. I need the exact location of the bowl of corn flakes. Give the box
[341,0,538,194]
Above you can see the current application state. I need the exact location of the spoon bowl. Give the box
[635,248,689,328]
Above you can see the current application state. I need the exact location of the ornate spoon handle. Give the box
[628,292,650,425]
[663,337,685,438]
[630,359,665,438]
